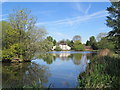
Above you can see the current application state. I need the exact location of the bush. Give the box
[54,46,62,51]
[73,40,85,51]
[78,55,120,88]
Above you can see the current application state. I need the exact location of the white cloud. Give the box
[50,32,71,41]
[73,3,91,15]
[36,10,108,26]
[85,4,91,15]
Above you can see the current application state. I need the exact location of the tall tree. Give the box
[86,36,98,50]
[106,1,120,49]
[46,36,53,42]
[46,36,56,46]
[2,9,47,62]
[97,37,115,50]
[73,40,85,51]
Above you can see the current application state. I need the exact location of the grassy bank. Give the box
[78,55,120,88]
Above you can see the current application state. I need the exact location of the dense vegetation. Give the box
[78,55,120,88]
[78,1,120,88]
[2,9,53,62]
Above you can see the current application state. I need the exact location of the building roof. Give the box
[59,43,67,45]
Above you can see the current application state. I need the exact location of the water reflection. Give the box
[2,62,50,88]
[2,51,96,88]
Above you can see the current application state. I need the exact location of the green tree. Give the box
[73,40,85,51]
[2,9,47,62]
[54,45,62,51]
[46,36,53,42]
[86,36,98,50]
[97,37,115,50]
[46,36,56,46]
[59,39,65,44]
[53,40,56,46]
[86,40,90,46]
[106,1,120,49]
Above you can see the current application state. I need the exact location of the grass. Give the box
[78,55,120,88]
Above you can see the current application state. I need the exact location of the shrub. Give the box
[54,46,62,51]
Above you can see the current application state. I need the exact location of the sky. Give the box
[1,2,112,43]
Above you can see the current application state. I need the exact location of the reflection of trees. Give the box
[72,53,82,65]
[2,62,50,88]
[86,53,97,60]
[38,53,56,64]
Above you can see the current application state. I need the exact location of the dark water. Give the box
[2,51,96,88]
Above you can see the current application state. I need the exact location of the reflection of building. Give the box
[52,53,70,57]
[52,51,71,60]
[85,46,93,51]
[52,43,71,50]
[59,53,70,58]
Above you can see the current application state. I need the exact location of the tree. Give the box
[86,40,90,46]
[97,37,115,50]
[106,1,120,49]
[59,39,65,44]
[66,40,74,49]
[54,45,62,51]
[73,35,81,42]
[89,36,96,44]
[53,40,56,46]
[46,36,56,46]
[46,36,53,42]
[86,36,98,50]
[2,9,47,62]
[73,40,85,51]
[2,21,19,49]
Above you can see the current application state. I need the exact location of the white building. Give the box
[52,43,71,50]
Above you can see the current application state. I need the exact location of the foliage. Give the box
[39,39,54,52]
[58,39,65,44]
[2,9,50,62]
[53,40,56,46]
[47,36,53,42]
[54,45,62,51]
[72,53,82,65]
[106,1,120,49]
[73,40,85,51]
[66,39,74,49]
[78,55,120,88]
[97,37,115,50]
[46,36,56,46]
[2,62,51,88]
[86,36,98,50]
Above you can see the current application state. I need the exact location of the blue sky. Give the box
[2,2,111,43]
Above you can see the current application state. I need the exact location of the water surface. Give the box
[2,51,96,88]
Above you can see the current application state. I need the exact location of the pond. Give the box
[2,51,97,88]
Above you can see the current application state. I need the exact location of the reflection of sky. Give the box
[49,51,94,54]
[32,51,91,88]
